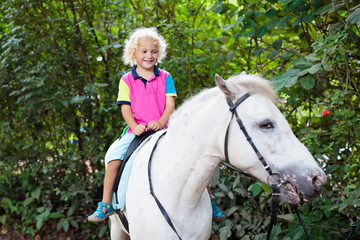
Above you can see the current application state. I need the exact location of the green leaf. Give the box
[99,225,108,237]
[308,63,321,74]
[63,218,69,232]
[253,47,264,56]
[226,51,235,62]
[70,219,79,229]
[254,10,263,19]
[292,13,306,26]
[280,51,291,60]
[272,39,282,50]
[298,69,310,77]
[266,19,280,30]
[346,8,360,24]
[235,16,245,26]
[227,206,240,216]
[292,57,313,69]
[285,76,298,87]
[245,29,256,37]
[245,10,254,17]
[322,58,333,71]
[260,183,270,192]
[222,24,234,32]
[57,219,63,231]
[257,25,268,38]
[266,49,278,59]
[49,212,65,218]
[324,208,331,218]
[67,205,76,217]
[219,225,232,240]
[290,225,304,239]
[31,187,41,200]
[278,214,294,221]
[243,18,257,29]
[271,75,288,91]
[228,191,234,199]
[299,74,316,90]
[283,69,301,77]
[249,183,262,197]
[36,219,44,230]
[0,215,6,225]
[266,8,277,19]
[23,197,34,206]
[305,53,321,62]
[304,11,316,23]
[287,0,302,10]
[278,15,291,29]
[219,183,228,192]
[339,202,348,212]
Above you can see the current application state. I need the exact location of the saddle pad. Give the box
[112,135,152,211]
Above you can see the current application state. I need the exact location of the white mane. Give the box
[171,73,278,121]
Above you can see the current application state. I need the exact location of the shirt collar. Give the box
[131,65,160,79]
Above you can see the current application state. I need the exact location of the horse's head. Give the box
[215,73,326,205]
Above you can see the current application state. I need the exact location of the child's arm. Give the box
[147,96,175,131]
[121,104,146,136]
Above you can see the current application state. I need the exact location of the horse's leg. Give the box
[109,215,130,240]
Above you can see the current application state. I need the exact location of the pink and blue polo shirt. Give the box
[117,65,177,133]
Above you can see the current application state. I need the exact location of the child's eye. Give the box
[152,51,157,54]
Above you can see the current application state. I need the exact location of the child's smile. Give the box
[135,37,159,72]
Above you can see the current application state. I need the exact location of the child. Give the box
[88,27,223,222]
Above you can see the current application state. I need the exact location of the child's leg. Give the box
[102,159,122,204]
[88,133,135,222]
[88,159,122,222]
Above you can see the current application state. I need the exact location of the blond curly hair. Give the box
[123,27,167,66]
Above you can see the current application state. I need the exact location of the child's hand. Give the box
[147,121,162,131]
[133,124,146,136]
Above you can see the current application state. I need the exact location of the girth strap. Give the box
[148,131,182,240]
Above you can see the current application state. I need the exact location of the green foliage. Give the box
[1,0,359,239]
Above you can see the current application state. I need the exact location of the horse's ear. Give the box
[215,74,235,99]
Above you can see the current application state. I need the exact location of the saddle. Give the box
[112,130,155,233]
[113,130,155,194]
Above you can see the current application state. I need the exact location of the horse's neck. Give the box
[154,96,227,207]
[156,133,222,208]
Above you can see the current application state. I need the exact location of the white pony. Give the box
[109,73,326,240]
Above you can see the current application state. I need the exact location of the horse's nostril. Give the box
[312,175,324,190]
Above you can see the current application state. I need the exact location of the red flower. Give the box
[322,109,331,116]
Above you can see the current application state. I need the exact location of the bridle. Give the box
[223,92,284,240]
[147,92,356,240]
[223,92,356,240]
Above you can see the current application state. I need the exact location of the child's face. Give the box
[134,37,159,71]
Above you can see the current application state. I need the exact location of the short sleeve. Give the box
[117,79,131,105]
[165,74,177,98]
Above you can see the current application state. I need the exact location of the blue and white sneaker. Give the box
[88,202,115,222]
[210,195,224,222]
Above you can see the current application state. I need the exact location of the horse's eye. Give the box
[258,120,274,129]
